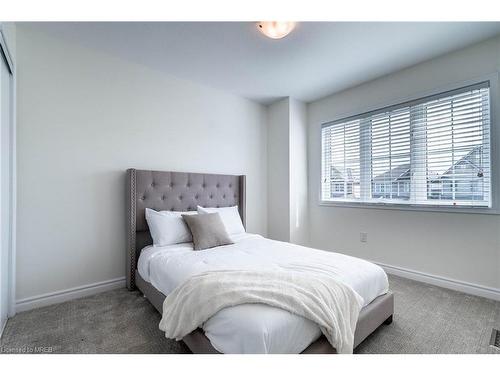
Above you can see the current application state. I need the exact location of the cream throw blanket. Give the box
[158,269,364,354]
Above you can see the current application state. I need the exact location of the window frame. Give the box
[319,74,500,215]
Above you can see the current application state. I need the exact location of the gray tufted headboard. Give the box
[126,169,246,290]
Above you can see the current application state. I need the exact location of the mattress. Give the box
[137,233,389,354]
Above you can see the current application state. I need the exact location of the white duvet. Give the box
[138,233,389,354]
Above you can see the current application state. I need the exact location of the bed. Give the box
[126,168,394,354]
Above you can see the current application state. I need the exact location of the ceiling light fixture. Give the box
[257,22,296,39]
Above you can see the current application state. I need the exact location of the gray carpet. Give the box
[1,275,499,354]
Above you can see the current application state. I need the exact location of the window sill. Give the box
[318,200,500,215]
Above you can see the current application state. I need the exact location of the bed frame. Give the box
[126,168,394,354]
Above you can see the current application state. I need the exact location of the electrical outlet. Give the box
[360,232,368,243]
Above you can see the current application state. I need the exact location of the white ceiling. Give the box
[27,22,500,104]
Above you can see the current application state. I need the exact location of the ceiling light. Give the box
[257,22,296,39]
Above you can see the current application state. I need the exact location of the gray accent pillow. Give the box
[182,213,234,250]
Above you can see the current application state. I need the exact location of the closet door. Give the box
[0,44,12,334]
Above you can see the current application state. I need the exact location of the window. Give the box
[321,82,491,209]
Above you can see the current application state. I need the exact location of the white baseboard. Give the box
[374,261,500,302]
[12,262,500,313]
[15,277,126,313]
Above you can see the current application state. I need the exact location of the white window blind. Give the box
[321,82,491,208]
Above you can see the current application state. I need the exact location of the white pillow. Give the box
[197,205,245,235]
[145,208,197,247]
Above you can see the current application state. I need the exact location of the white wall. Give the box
[289,98,308,245]
[267,98,290,241]
[267,97,309,244]
[15,25,268,302]
[307,36,500,290]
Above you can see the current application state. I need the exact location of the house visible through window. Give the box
[321,82,491,208]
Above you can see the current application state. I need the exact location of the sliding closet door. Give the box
[0,45,12,333]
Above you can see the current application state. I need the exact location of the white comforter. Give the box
[159,269,363,353]
[138,233,389,353]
